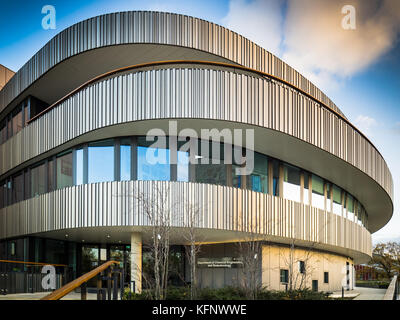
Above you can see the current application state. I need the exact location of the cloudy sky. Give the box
[1,0,399,243]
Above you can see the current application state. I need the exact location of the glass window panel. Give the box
[120,139,131,181]
[12,107,23,135]
[48,159,55,192]
[57,152,73,189]
[194,140,227,186]
[283,163,301,202]
[232,165,242,188]
[76,148,83,185]
[24,170,30,200]
[7,116,12,138]
[31,163,46,197]
[195,163,226,186]
[24,103,30,126]
[137,146,170,181]
[12,174,24,203]
[88,140,115,183]
[311,174,325,210]
[346,194,354,221]
[332,184,342,215]
[303,173,310,205]
[177,151,189,182]
[326,183,332,211]
[272,160,280,196]
[250,152,268,193]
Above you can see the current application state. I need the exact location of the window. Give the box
[299,261,305,274]
[48,159,55,192]
[346,194,354,221]
[12,174,24,203]
[280,269,289,283]
[7,115,12,139]
[303,172,310,205]
[31,163,46,197]
[326,183,332,211]
[75,148,84,185]
[249,152,268,193]
[332,184,342,215]
[88,140,114,183]
[194,141,227,186]
[57,152,73,189]
[24,102,30,126]
[12,106,23,136]
[120,139,131,181]
[272,160,280,196]
[283,163,301,202]
[311,174,325,210]
[177,150,189,182]
[324,272,329,284]
[137,136,170,181]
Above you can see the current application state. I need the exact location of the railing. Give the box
[383,275,398,300]
[41,260,122,300]
[0,259,67,295]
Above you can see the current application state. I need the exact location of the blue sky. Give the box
[1,0,399,243]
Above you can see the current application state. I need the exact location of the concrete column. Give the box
[130,232,142,293]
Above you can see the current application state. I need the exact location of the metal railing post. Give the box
[107,267,112,300]
[97,272,102,300]
[81,282,87,300]
[112,271,118,300]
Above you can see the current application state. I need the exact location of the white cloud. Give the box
[221,0,400,94]
[221,0,284,57]
[353,115,378,136]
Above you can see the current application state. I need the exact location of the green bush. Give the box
[123,286,330,300]
[355,280,390,289]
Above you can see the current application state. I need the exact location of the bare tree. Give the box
[136,184,175,300]
[235,234,263,299]
[180,201,203,300]
[280,239,317,291]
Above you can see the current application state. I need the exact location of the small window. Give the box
[280,269,289,283]
[324,272,329,284]
[299,261,305,274]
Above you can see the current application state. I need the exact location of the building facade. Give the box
[0,11,393,294]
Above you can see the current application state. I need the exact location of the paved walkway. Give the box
[329,286,387,300]
[353,287,387,300]
[0,291,99,300]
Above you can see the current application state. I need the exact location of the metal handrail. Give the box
[40,260,119,300]
[0,259,67,267]
[383,275,398,300]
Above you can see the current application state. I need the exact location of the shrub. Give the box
[123,286,330,300]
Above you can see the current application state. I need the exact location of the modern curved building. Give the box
[0,11,393,294]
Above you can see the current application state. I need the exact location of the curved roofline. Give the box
[0,10,345,117]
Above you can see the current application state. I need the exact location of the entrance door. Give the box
[81,245,99,288]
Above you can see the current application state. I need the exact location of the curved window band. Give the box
[0,135,369,229]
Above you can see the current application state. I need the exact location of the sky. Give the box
[0,0,399,243]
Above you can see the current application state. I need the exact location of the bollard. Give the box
[342,286,344,299]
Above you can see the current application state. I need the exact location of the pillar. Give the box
[130,232,142,293]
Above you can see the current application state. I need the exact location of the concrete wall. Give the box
[261,244,354,292]
[0,65,14,91]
